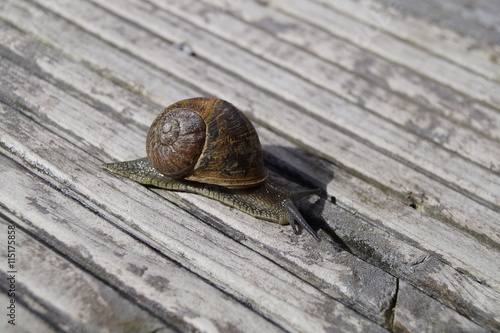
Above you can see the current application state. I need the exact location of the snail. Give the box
[101,97,321,241]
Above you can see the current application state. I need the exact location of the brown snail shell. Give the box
[146,97,269,189]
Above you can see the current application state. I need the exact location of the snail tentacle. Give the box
[283,199,320,241]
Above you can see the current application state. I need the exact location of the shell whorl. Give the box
[146,97,269,189]
[146,108,206,177]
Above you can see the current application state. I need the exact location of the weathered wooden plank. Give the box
[393,281,489,333]
[314,0,500,83]
[69,0,500,235]
[1,27,497,330]
[264,0,500,108]
[172,128,500,330]
[91,0,500,205]
[1,0,498,286]
[0,22,166,129]
[0,153,292,332]
[198,0,500,141]
[0,41,498,332]
[2,0,499,262]
[0,50,396,325]
[371,0,500,46]
[302,189,500,330]
[1,1,499,330]
[0,31,491,289]
[0,103,391,332]
[0,290,58,333]
[0,215,174,333]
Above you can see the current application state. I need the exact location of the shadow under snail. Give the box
[101,97,321,241]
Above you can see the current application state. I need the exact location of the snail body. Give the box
[101,97,320,240]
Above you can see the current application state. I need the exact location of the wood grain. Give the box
[0,214,174,333]
[1,103,389,331]
[0,0,498,331]
[1,0,498,282]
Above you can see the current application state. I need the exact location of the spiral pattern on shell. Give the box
[146,97,268,189]
[147,108,206,178]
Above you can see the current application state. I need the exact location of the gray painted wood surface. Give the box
[0,0,498,332]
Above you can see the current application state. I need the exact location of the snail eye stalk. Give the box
[284,199,320,242]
